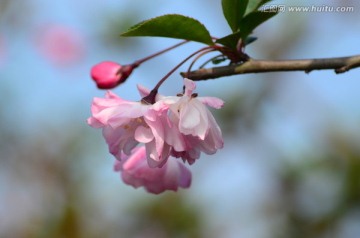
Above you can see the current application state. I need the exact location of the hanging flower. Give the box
[168,78,224,164]
[114,146,191,194]
[87,90,186,167]
[88,78,224,193]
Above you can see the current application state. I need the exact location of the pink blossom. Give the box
[135,81,224,164]
[87,90,186,167]
[35,24,84,66]
[168,78,224,164]
[91,62,134,89]
[114,146,191,194]
[88,79,225,193]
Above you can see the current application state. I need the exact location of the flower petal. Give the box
[198,96,224,109]
[184,78,196,96]
[134,125,154,143]
[179,102,201,132]
[145,141,170,168]
[116,146,191,194]
[136,84,150,98]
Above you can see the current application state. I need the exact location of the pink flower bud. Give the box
[91,61,134,89]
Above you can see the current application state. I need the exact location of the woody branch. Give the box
[181,54,360,81]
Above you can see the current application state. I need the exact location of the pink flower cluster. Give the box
[88,78,224,194]
[35,24,84,66]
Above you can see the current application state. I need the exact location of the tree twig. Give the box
[181,55,360,81]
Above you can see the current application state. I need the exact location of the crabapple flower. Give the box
[91,62,134,89]
[168,78,224,164]
[87,90,185,167]
[135,82,224,164]
[114,146,191,194]
[88,78,225,193]
[35,24,84,66]
[173,78,224,138]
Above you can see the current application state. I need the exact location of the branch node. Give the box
[335,66,349,74]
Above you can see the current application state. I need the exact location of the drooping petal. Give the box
[185,111,223,155]
[116,146,192,194]
[206,110,224,150]
[198,96,224,109]
[158,156,192,193]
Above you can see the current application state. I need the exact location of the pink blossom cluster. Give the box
[88,78,224,194]
[35,24,84,66]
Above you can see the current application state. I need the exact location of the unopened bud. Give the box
[91,61,134,89]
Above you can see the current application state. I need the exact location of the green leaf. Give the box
[216,32,241,49]
[121,14,213,45]
[221,0,249,32]
[245,0,272,15]
[239,10,278,39]
[244,36,258,45]
[216,32,258,49]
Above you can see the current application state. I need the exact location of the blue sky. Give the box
[1,0,360,236]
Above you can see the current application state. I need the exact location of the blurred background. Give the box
[1,0,360,237]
